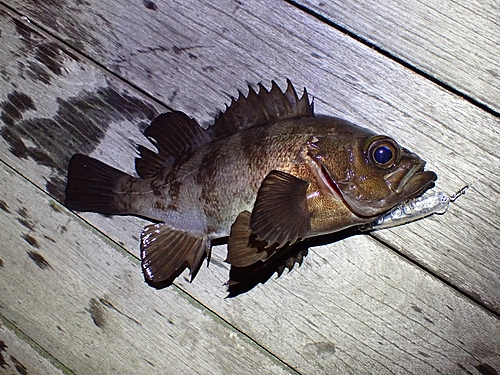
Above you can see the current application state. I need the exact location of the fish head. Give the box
[315,123,437,218]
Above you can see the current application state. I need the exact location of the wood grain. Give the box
[1,1,499,374]
[296,0,500,113]
[2,162,499,373]
[2,0,499,312]
[0,318,67,375]
[0,162,297,375]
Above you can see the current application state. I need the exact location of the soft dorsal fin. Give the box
[135,111,214,178]
[211,79,314,139]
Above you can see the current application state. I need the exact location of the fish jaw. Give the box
[385,160,437,195]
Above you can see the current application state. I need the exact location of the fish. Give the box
[65,80,437,286]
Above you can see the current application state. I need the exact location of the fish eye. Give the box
[365,136,400,168]
[374,145,393,164]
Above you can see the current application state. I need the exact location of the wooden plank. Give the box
[2,0,500,313]
[1,3,500,374]
[0,162,297,375]
[295,0,500,113]
[1,163,500,374]
[0,317,67,375]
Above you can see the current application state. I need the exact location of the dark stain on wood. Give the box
[12,19,75,85]
[418,351,430,358]
[99,297,142,326]
[0,91,36,126]
[16,208,28,219]
[22,234,41,249]
[16,207,32,229]
[172,45,200,59]
[476,363,499,375]
[43,234,56,243]
[154,309,165,317]
[88,298,107,329]
[17,218,34,230]
[423,316,435,325]
[10,355,28,375]
[12,8,95,60]
[143,0,158,10]
[12,18,41,42]
[411,305,422,313]
[0,87,157,201]
[46,175,66,202]
[27,250,53,270]
[0,340,6,369]
[0,258,4,268]
[36,43,67,76]
[0,200,10,213]
[2,18,158,202]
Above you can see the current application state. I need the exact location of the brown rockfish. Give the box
[65,80,437,285]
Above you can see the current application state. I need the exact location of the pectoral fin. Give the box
[250,170,311,248]
[141,223,210,283]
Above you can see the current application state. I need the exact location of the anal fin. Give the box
[141,223,210,284]
[227,241,309,297]
[226,211,274,267]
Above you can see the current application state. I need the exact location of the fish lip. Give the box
[386,160,437,195]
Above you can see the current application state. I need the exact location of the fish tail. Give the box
[65,154,134,215]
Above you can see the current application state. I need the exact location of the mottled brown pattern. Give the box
[163,150,195,211]
[166,180,182,211]
[240,125,271,191]
[64,81,436,286]
[195,139,228,221]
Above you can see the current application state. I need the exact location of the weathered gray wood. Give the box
[1,162,500,374]
[0,318,67,375]
[296,0,500,113]
[1,2,500,374]
[0,162,296,375]
[3,0,499,313]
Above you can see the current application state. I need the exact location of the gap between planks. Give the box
[0,158,301,375]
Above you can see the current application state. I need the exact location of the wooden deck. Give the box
[0,0,499,373]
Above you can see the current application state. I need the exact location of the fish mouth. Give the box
[385,160,437,197]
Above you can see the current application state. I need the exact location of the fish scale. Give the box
[65,80,437,290]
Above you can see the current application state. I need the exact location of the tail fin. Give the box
[65,154,132,214]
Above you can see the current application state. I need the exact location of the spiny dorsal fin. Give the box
[135,111,214,178]
[211,79,314,139]
[136,80,313,178]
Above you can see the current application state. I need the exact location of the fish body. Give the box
[65,80,437,285]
